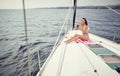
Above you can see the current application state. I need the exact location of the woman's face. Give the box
[80,19,85,25]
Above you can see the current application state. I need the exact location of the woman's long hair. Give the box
[82,18,88,25]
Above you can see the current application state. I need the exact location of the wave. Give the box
[18,41,47,52]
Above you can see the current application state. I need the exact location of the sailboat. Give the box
[35,0,120,76]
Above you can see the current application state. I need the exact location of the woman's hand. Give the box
[76,20,81,24]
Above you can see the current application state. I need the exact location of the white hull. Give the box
[37,31,120,76]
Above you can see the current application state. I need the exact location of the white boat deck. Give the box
[37,31,120,76]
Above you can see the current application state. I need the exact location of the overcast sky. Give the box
[0,0,120,9]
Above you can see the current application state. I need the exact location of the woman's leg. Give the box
[65,35,80,43]
[65,34,89,43]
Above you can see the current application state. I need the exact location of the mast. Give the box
[72,0,77,29]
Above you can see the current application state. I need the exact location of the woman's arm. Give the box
[82,26,87,34]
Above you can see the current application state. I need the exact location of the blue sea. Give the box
[0,9,120,76]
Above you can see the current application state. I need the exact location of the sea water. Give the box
[0,9,120,76]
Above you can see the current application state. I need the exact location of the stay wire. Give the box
[105,6,120,16]
[22,0,31,76]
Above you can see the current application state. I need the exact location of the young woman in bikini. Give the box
[65,18,89,44]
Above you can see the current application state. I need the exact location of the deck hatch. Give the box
[99,55,120,63]
[87,44,104,48]
[87,44,115,55]
[99,54,120,73]
[87,43,120,74]
[91,48,115,55]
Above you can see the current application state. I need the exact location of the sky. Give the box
[0,0,120,9]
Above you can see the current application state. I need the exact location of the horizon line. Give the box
[0,4,120,10]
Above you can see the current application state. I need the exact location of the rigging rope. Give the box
[53,5,72,48]
[105,6,120,16]
[22,0,31,76]
[90,0,120,16]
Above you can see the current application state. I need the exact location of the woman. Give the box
[65,18,89,44]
